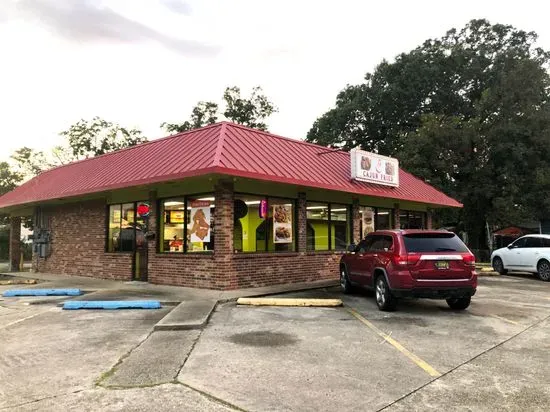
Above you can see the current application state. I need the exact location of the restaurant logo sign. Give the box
[350,148,399,187]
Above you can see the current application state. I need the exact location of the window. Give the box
[233,195,296,253]
[525,237,542,248]
[510,237,528,248]
[107,202,149,252]
[400,210,426,229]
[375,208,392,230]
[331,204,350,251]
[159,195,215,253]
[403,233,469,253]
[307,202,350,251]
[542,238,550,247]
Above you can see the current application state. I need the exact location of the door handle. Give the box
[373,254,378,257]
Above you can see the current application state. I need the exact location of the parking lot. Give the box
[1,274,549,411]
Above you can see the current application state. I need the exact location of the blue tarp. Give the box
[63,300,162,310]
[3,288,82,297]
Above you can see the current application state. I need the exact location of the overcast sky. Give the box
[1,0,549,161]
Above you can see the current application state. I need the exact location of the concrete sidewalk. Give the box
[1,270,338,330]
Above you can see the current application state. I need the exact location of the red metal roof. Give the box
[0,122,462,209]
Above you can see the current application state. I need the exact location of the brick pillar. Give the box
[214,180,235,288]
[352,199,361,244]
[297,192,307,252]
[393,203,401,229]
[426,209,433,229]
[9,216,21,272]
[147,191,157,272]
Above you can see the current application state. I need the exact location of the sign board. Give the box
[350,148,399,187]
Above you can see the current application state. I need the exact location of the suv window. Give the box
[510,238,528,248]
[403,233,469,253]
[370,235,393,252]
[525,237,542,248]
[355,237,373,253]
[543,238,550,247]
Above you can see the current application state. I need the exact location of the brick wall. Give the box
[33,200,132,280]
[32,183,343,290]
[232,252,341,289]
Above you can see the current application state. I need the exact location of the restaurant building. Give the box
[0,122,461,290]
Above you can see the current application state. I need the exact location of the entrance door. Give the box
[133,202,150,281]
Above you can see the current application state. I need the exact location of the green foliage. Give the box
[0,161,23,226]
[307,19,550,248]
[59,117,148,160]
[161,86,277,133]
[11,147,50,177]
[161,101,219,133]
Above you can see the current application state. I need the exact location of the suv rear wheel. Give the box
[340,266,354,294]
[446,296,471,310]
[537,259,550,282]
[375,275,397,311]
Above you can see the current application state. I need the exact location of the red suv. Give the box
[340,230,477,311]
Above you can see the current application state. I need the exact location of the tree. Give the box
[161,101,218,134]
[161,86,277,133]
[307,19,550,249]
[11,147,50,178]
[59,117,147,160]
[0,162,23,225]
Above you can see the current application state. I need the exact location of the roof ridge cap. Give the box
[212,122,227,167]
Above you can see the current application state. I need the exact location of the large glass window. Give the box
[375,208,392,230]
[233,195,295,253]
[107,202,148,252]
[159,195,215,253]
[331,204,349,251]
[307,203,350,251]
[400,210,426,229]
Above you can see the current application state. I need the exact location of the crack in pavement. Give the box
[377,311,550,411]
[0,389,85,410]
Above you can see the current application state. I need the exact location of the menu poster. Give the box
[361,207,375,237]
[189,201,211,243]
[273,204,293,244]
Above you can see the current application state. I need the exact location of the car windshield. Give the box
[403,233,469,253]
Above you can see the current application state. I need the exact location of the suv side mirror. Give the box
[347,244,356,253]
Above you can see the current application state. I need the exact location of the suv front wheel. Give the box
[375,275,397,311]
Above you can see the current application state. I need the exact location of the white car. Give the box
[491,234,550,281]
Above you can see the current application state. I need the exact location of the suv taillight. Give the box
[393,253,420,267]
[463,254,476,268]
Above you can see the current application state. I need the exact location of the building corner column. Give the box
[393,203,401,230]
[147,191,158,277]
[352,199,361,244]
[214,180,235,289]
[297,192,307,252]
[9,216,21,272]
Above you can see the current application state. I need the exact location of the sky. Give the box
[1,0,550,161]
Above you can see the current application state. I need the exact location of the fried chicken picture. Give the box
[274,205,291,224]
[360,156,371,171]
[190,208,210,241]
[385,162,395,176]
[275,226,291,240]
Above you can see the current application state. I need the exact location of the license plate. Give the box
[434,261,449,270]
